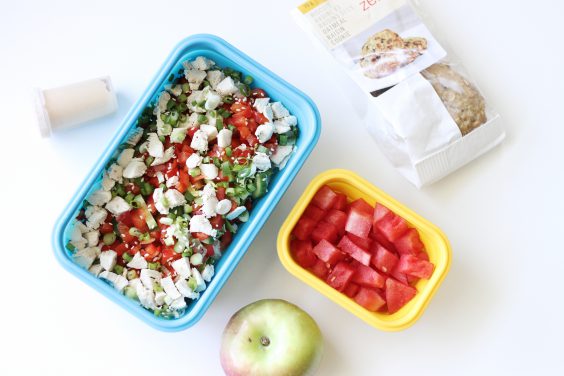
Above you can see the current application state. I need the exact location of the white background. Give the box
[1,0,563,375]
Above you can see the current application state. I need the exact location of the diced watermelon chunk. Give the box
[338,235,372,266]
[407,275,420,285]
[326,262,355,291]
[343,282,360,298]
[345,208,372,239]
[293,217,317,241]
[386,278,417,314]
[303,204,325,223]
[352,263,386,289]
[291,239,317,268]
[396,254,434,279]
[390,268,409,285]
[371,243,399,274]
[418,251,429,261]
[308,259,329,279]
[325,209,347,235]
[312,239,344,266]
[373,203,392,224]
[354,288,386,312]
[311,221,339,244]
[311,185,338,211]
[333,193,348,211]
[394,228,424,256]
[349,198,373,216]
[371,228,396,251]
[347,233,372,250]
[376,214,409,242]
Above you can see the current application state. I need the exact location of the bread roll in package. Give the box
[293,0,504,187]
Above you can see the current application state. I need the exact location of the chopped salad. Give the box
[68,56,298,318]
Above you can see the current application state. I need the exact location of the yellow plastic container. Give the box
[277,169,451,331]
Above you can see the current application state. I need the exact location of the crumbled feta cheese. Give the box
[117,148,135,167]
[151,147,175,166]
[127,252,148,269]
[254,98,274,122]
[147,133,164,158]
[206,70,225,90]
[216,76,238,96]
[187,90,206,113]
[105,196,131,216]
[160,276,181,300]
[87,189,112,206]
[205,91,221,110]
[186,69,207,90]
[128,278,142,290]
[75,221,89,234]
[200,163,218,180]
[155,291,167,306]
[252,152,271,171]
[99,250,117,271]
[85,206,108,230]
[72,247,99,269]
[156,116,172,136]
[84,230,100,247]
[175,279,199,299]
[99,270,118,284]
[185,112,201,128]
[166,175,179,188]
[70,225,84,242]
[192,56,215,70]
[140,269,162,290]
[189,215,217,237]
[153,188,168,215]
[159,217,173,226]
[123,159,147,179]
[70,238,87,250]
[191,129,208,152]
[171,258,192,279]
[164,189,186,208]
[202,195,218,218]
[186,153,203,169]
[216,199,232,215]
[170,297,188,309]
[88,264,103,277]
[200,123,218,141]
[255,122,274,143]
[170,127,188,143]
[158,91,171,112]
[125,127,144,146]
[270,145,294,166]
[190,253,203,266]
[191,268,207,292]
[113,275,129,292]
[136,285,156,310]
[273,116,296,134]
[156,171,165,184]
[101,173,116,191]
[107,163,123,183]
[217,129,233,148]
[201,264,215,282]
[271,102,290,119]
[166,84,183,97]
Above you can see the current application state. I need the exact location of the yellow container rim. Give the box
[277,169,452,331]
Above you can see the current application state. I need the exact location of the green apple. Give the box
[220,299,323,376]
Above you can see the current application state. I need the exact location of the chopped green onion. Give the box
[244,75,253,85]
[102,232,116,246]
[225,220,236,233]
[129,227,142,237]
[126,270,138,280]
[148,262,161,271]
[139,232,151,242]
[167,100,176,111]
[184,190,195,202]
[122,252,133,263]
[140,181,154,196]
[257,145,270,154]
[167,111,179,125]
[184,205,193,214]
[153,282,164,292]
[238,210,250,222]
[182,83,190,93]
[182,250,193,258]
[223,96,234,104]
[187,277,197,291]
[113,264,124,275]
[198,114,207,124]
[178,93,187,103]
[66,242,76,252]
[225,147,232,157]
[124,286,138,299]
[159,135,166,143]
[189,167,201,177]
[125,192,135,205]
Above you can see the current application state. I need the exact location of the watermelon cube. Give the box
[386,278,417,314]
[345,208,372,239]
[376,214,409,242]
[373,203,392,224]
[349,198,373,216]
[291,239,317,268]
[396,254,434,279]
[303,204,325,223]
[333,193,348,211]
[394,228,424,256]
[308,259,329,279]
[371,243,399,274]
[311,185,338,211]
[352,263,386,289]
[326,262,355,291]
[338,235,372,266]
[312,239,344,266]
[343,282,360,298]
[292,217,317,241]
[325,209,347,235]
[347,233,373,250]
[354,288,386,312]
[311,221,339,244]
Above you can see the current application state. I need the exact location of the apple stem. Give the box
[260,336,270,347]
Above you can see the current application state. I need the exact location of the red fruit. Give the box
[311,185,338,211]
[312,239,344,266]
[386,278,417,314]
[338,235,372,266]
[325,209,347,235]
[308,259,329,279]
[333,193,348,211]
[371,243,399,274]
[377,214,409,242]
[373,203,392,224]
[291,239,317,268]
[292,217,317,241]
[343,283,360,298]
[355,288,386,312]
[347,233,372,250]
[394,228,425,256]
[311,221,339,244]
[396,254,434,279]
[349,198,373,216]
[303,204,325,223]
[326,262,355,291]
[345,208,372,239]
[352,263,386,289]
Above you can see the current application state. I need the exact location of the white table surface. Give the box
[2,0,563,374]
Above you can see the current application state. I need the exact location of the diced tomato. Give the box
[193,232,210,241]
[146,195,157,214]
[177,169,190,193]
[326,262,355,292]
[230,102,252,117]
[117,211,134,227]
[333,193,348,211]
[292,217,317,241]
[177,146,193,165]
[131,209,148,233]
[246,134,259,147]
[345,208,372,239]
[210,215,225,230]
[125,182,141,195]
[311,221,339,244]
[146,163,167,178]
[324,209,347,235]
[164,160,178,179]
[376,214,409,242]
[349,198,373,216]
[311,185,338,211]
[141,243,161,262]
[117,222,136,243]
[396,254,434,279]
[355,288,386,312]
[386,278,417,314]
[113,243,129,256]
[253,110,269,125]
[343,283,360,298]
[394,228,424,256]
[308,259,329,279]
[291,239,317,268]
[251,88,267,98]
[312,239,344,266]
[352,263,386,289]
[238,125,251,139]
[216,187,226,200]
[371,243,399,274]
[161,246,181,267]
[99,222,113,234]
[303,204,325,223]
[247,118,258,133]
[347,233,372,250]
[220,231,233,250]
[338,235,372,266]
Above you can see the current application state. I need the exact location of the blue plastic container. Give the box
[52,34,321,331]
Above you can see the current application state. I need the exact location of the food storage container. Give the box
[277,169,451,331]
[52,34,321,331]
